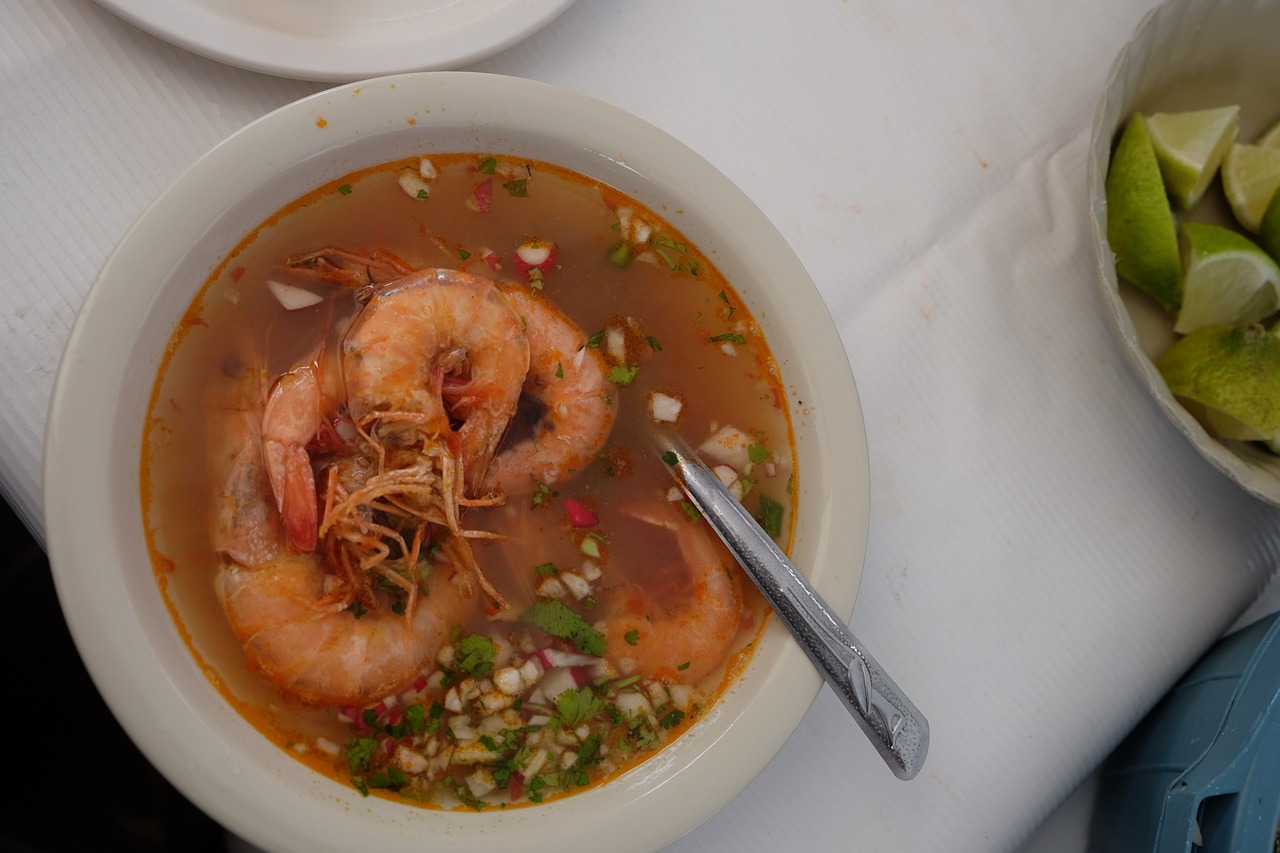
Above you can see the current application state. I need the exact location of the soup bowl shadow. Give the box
[44,72,870,852]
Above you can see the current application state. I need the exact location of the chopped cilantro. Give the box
[530,479,557,508]
[606,364,639,386]
[345,737,377,773]
[454,634,497,677]
[347,601,368,618]
[679,501,702,523]
[535,562,559,577]
[659,708,686,729]
[479,157,497,174]
[624,629,640,646]
[555,686,605,726]
[661,451,677,467]
[368,767,408,790]
[607,241,633,268]
[677,661,691,671]
[457,248,472,260]
[555,361,563,378]
[338,183,353,195]
[758,495,784,538]
[416,188,429,199]
[502,178,529,196]
[647,335,663,351]
[586,329,605,348]
[520,600,606,656]
[747,442,769,465]
[709,333,747,345]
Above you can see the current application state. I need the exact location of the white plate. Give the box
[44,73,870,852]
[1089,0,1280,508]
[94,0,578,81]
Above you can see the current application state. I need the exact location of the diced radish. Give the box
[266,279,323,310]
[563,498,598,528]
[570,665,594,687]
[480,247,501,270]
[514,240,558,278]
[648,391,683,423]
[467,178,493,213]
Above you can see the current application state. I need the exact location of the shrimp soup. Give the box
[142,153,796,810]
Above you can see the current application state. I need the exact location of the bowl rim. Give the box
[43,71,871,852]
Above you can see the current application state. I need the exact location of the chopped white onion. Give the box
[398,170,432,200]
[418,157,437,180]
[266,279,323,310]
[648,391,682,423]
[606,326,626,363]
[699,425,752,469]
[719,341,738,357]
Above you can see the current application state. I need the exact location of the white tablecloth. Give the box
[5,1,1280,850]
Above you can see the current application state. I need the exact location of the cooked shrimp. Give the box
[286,246,415,293]
[215,420,476,706]
[343,268,530,494]
[486,285,617,496]
[605,502,744,683]
[261,362,324,553]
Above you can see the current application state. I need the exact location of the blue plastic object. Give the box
[1089,612,1280,853]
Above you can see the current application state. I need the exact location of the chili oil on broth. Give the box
[141,153,797,809]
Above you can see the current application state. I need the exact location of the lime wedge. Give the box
[1258,117,1280,148]
[1106,114,1182,311]
[1261,188,1280,264]
[1174,222,1280,334]
[1146,106,1239,209]
[1222,143,1280,232]
[1158,324,1280,442]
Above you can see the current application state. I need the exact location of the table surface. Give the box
[6,1,1280,851]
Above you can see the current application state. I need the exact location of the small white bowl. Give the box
[1089,0,1280,507]
[43,73,870,852]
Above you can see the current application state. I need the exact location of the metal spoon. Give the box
[649,423,929,780]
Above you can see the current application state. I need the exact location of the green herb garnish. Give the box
[521,600,606,656]
[454,634,497,677]
[758,495,784,538]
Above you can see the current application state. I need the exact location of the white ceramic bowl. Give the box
[43,73,870,852]
[1089,0,1280,507]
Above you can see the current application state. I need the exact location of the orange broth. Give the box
[141,153,795,809]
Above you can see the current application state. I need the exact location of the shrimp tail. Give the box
[264,440,318,552]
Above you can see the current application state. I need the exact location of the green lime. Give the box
[1174,222,1280,334]
[1222,143,1280,232]
[1106,114,1182,311]
[1261,188,1280,264]
[1158,324,1280,442]
[1146,106,1239,209]
[1258,117,1280,148]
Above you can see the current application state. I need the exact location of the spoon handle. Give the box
[652,426,929,780]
